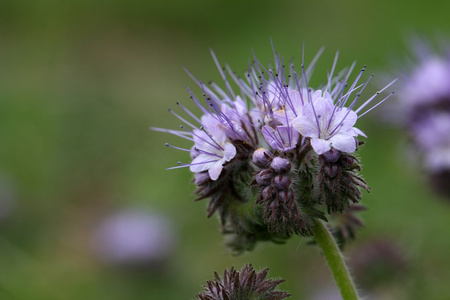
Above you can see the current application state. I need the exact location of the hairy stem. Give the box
[313,219,359,300]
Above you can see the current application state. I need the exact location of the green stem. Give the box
[313,219,359,300]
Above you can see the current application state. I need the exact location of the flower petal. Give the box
[311,138,332,155]
[208,161,224,181]
[329,134,357,153]
[292,115,319,138]
[190,154,218,173]
[223,142,237,161]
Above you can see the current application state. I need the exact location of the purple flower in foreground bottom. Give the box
[196,264,290,300]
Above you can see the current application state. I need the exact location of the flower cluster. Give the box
[153,45,394,253]
[196,264,290,300]
[394,39,450,198]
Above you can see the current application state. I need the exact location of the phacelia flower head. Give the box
[153,43,394,253]
[196,264,290,300]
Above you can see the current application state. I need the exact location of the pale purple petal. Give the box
[329,134,357,153]
[311,138,332,155]
[262,126,283,150]
[273,108,295,126]
[223,142,237,161]
[208,161,224,180]
[292,115,319,138]
[262,125,299,151]
[288,90,304,114]
[312,90,323,102]
[200,114,226,143]
[192,129,214,150]
[233,96,248,116]
[347,126,367,138]
[190,154,217,173]
[330,108,357,132]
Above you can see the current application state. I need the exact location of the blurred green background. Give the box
[0,0,450,299]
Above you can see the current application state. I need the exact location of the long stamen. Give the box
[180,125,224,151]
[211,50,236,99]
[193,147,223,158]
[262,126,284,149]
[165,143,192,152]
[327,51,339,92]
[307,88,321,138]
[151,127,194,142]
[358,91,395,118]
[355,78,398,114]
[169,108,197,129]
[167,159,219,170]
[329,74,374,134]
[176,102,202,124]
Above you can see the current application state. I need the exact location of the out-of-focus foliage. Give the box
[0,0,450,299]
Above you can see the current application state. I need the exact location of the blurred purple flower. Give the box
[389,37,450,197]
[92,209,176,268]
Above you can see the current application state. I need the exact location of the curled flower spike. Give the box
[196,264,290,300]
[152,43,394,253]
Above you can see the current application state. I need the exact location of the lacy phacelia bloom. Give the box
[292,90,365,155]
[391,38,450,198]
[196,264,290,300]
[190,115,237,180]
[153,45,394,253]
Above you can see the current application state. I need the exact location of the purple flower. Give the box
[152,44,395,250]
[92,209,176,268]
[412,112,450,172]
[291,90,365,155]
[248,48,395,156]
[262,125,299,151]
[152,52,260,181]
[399,56,450,108]
[387,37,450,198]
[190,115,237,180]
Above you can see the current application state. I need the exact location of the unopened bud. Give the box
[322,148,341,163]
[261,186,275,201]
[255,169,274,186]
[324,164,339,178]
[252,148,273,168]
[277,189,294,203]
[272,174,291,189]
[270,157,291,173]
[194,172,210,186]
